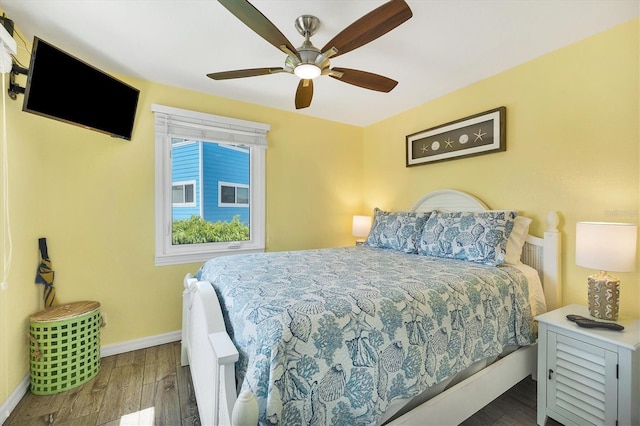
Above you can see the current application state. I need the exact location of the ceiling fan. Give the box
[208,0,413,109]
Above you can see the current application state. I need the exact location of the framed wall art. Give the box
[406,107,506,167]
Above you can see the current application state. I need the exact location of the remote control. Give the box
[566,314,624,331]
[566,314,589,322]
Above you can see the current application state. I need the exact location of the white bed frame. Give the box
[181,189,562,426]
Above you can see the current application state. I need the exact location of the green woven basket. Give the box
[29,301,101,395]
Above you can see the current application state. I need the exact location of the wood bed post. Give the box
[181,274,194,367]
[232,391,259,426]
[543,211,561,311]
[182,274,259,426]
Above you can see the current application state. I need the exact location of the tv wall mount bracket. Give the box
[8,62,27,100]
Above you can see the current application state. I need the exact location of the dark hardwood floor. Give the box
[460,375,561,426]
[5,342,559,425]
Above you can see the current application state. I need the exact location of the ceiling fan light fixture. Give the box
[294,63,321,79]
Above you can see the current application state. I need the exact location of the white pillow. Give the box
[504,215,532,265]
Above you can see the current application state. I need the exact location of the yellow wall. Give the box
[0,48,362,404]
[1,15,638,412]
[363,18,639,318]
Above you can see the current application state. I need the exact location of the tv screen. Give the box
[23,37,140,140]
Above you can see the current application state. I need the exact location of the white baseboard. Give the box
[0,375,29,425]
[100,330,181,357]
[1,330,182,423]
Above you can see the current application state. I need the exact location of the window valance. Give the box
[151,104,269,148]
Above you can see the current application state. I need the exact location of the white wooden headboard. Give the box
[411,189,488,212]
[409,189,561,311]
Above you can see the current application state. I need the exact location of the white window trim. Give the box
[218,181,250,207]
[153,104,268,266]
[172,180,197,207]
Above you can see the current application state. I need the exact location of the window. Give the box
[219,182,249,207]
[172,181,196,206]
[152,104,269,266]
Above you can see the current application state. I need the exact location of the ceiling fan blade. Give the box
[207,68,285,80]
[330,67,398,92]
[295,79,314,109]
[218,0,299,56]
[321,0,412,58]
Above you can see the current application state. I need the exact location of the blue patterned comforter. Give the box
[196,246,536,425]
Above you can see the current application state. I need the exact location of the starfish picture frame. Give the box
[406,106,506,167]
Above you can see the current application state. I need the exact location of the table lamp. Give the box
[352,215,372,245]
[576,222,637,320]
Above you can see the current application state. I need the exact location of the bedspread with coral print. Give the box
[196,246,535,426]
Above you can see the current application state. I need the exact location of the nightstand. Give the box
[536,304,640,426]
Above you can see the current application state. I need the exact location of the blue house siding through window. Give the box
[171,141,200,220]
[172,139,250,225]
[202,143,249,224]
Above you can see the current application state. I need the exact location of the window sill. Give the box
[155,247,265,266]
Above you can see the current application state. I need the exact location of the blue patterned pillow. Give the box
[365,208,431,253]
[418,210,517,266]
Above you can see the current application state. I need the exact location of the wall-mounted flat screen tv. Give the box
[23,36,140,140]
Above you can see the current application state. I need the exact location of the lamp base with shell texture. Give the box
[587,271,620,320]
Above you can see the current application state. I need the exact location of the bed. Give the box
[181,189,562,426]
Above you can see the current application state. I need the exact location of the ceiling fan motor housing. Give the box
[295,15,322,66]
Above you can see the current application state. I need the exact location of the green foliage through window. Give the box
[172,215,249,244]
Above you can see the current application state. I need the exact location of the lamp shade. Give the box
[576,222,637,272]
[352,215,372,238]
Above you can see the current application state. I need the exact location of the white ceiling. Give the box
[0,1,638,126]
